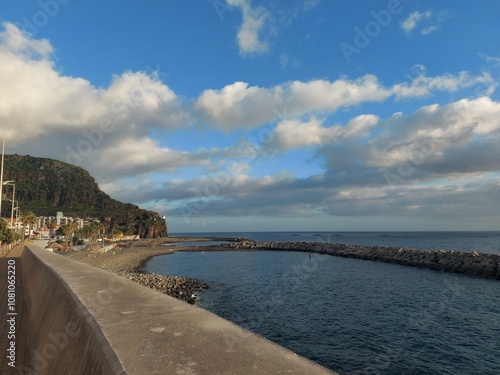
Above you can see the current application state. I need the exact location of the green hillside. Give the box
[2,154,168,238]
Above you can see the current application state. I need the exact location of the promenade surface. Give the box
[0,244,33,374]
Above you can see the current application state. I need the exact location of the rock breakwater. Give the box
[220,240,500,280]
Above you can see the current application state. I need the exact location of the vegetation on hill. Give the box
[3,154,168,238]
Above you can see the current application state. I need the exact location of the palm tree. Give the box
[79,224,93,241]
[89,221,100,242]
[67,220,79,244]
[22,211,37,240]
[97,222,109,245]
[47,219,57,238]
[60,221,79,244]
[60,224,70,243]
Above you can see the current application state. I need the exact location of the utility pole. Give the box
[0,138,4,218]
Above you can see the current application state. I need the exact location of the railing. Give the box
[0,243,10,255]
[0,240,23,255]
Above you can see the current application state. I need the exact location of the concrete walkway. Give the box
[0,244,33,374]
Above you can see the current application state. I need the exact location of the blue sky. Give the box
[1,0,500,232]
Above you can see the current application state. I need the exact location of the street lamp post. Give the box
[13,206,20,234]
[14,206,20,233]
[0,138,5,218]
[6,199,19,230]
[3,181,15,229]
[10,185,14,231]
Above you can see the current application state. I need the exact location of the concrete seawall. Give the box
[18,244,336,374]
[20,245,124,374]
[224,241,500,280]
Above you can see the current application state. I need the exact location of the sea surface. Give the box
[145,232,500,374]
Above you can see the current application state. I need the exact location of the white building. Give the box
[37,211,94,231]
[4,218,24,233]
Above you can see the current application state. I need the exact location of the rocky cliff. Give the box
[3,154,168,238]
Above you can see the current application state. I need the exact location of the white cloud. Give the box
[0,23,191,147]
[225,0,323,57]
[479,52,500,66]
[391,71,495,99]
[264,114,379,153]
[401,10,450,36]
[226,0,272,55]
[303,0,321,11]
[102,71,191,129]
[421,25,439,35]
[269,118,331,150]
[194,75,390,131]
[329,187,387,202]
[194,81,284,130]
[0,22,52,58]
[401,11,431,34]
[280,53,289,68]
[195,70,494,132]
[95,137,209,172]
[287,75,389,112]
[354,97,500,173]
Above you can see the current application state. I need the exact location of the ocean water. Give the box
[145,232,500,374]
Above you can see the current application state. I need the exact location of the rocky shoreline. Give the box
[119,271,208,304]
[218,240,500,280]
[61,238,214,304]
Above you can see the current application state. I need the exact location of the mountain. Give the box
[2,154,168,238]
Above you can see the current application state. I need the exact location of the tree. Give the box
[89,221,100,242]
[58,220,79,243]
[12,231,21,243]
[0,219,16,244]
[60,224,70,242]
[47,219,57,238]
[22,211,37,240]
[84,221,108,242]
[66,220,79,243]
[79,224,92,240]
[99,222,109,244]
[107,227,123,241]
